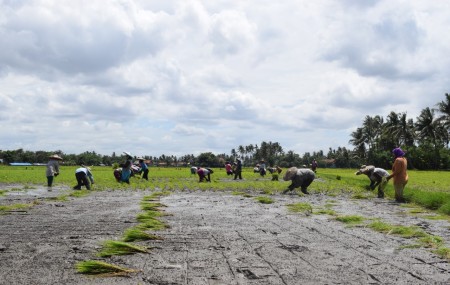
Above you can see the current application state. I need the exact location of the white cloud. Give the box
[0,0,449,158]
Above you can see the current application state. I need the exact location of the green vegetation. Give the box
[97,240,148,257]
[335,215,365,225]
[0,166,449,216]
[286,202,313,215]
[75,260,137,276]
[122,227,162,242]
[255,196,274,204]
[0,202,38,212]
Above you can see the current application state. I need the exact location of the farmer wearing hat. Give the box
[120,152,133,184]
[355,165,389,198]
[386,147,408,202]
[282,166,315,194]
[46,154,62,189]
[137,157,149,181]
[233,158,243,180]
[197,167,213,182]
[73,166,94,190]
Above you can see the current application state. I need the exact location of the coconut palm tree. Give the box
[436,93,450,147]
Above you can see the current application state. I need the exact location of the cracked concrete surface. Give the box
[0,187,449,284]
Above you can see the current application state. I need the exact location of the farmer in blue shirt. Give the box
[137,157,149,180]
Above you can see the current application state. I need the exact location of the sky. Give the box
[1,0,449,158]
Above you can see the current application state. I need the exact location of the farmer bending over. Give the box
[73,166,94,190]
[283,167,315,194]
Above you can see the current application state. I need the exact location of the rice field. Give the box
[0,165,449,214]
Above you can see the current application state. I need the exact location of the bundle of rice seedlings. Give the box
[76,260,137,276]
[122,227,163,242]
[287,202,313,214]
[140,201,165,211]
[97,240,148,257]
[138,218,169,231]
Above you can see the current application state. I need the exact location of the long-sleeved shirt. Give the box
[46,160,60,177]
[391,157,408,185]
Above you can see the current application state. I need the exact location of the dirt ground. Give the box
[0,183,449,285]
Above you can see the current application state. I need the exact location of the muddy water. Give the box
[0,187,448,284]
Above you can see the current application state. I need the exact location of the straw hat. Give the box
[136,157,144,160]
[123,151,132,157]
[48,154,63,160]
[283,167,298,181]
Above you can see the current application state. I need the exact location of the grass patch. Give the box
[418,235,443,248]
[255,196,274,204]
[0,190,8,196]
[122,227,162,242]
[433,247,450,259]
[314,208,337,216]
[69,189,91,198]
[76,260,137,276]
[287,202,313,215]
[0,202,36,212]
[335,215,365,225]
[404,190,450,214]
[231,191,252,198]
[46,195,69,202]
[368,221,427,238]
[97,240,148,257]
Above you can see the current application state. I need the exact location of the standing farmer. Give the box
[46,154,62,190]
[233,159,243,180]
[137,157,149,180]
[386,147,408,203]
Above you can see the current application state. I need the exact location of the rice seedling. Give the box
[433,247,450,259]
[122,227,162,242]
[255,196,274,204]
[286,202,313,215]
[368,220,427,238]
[136,211,164,222]
[0,202,35,212]
[138,218,169,231]
[97,240,148,257]
[69,190,91,198]
[76,260,138,276]
[231,191,252,198]
[46,195,69,202]
[142,191,171,201]
[418,235,443,248]
[335,215,365,225]
[140,201,165,211]
[0,190,8,196]
[314,208,337,216]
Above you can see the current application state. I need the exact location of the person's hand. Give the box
[54,173,59,177]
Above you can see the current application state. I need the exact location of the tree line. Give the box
[1,93,449,170]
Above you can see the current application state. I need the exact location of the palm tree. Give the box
[349,127,366,160]
[384,112,415,147]
[415,107,447,169]
[436,93,450,147]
